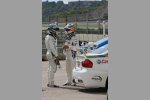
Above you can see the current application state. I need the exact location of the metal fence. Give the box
[42,13,108,35]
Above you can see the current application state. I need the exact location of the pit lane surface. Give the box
[42,61,107,100]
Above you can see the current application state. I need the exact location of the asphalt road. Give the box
[42,61,107,100]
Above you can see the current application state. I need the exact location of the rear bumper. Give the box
[73,68,107,88]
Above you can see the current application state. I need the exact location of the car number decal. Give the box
[96,59,108,64]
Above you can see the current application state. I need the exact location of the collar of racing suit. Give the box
[66,32,75,40]
[47,31,57,40]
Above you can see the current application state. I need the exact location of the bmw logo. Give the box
[96,59,101,64]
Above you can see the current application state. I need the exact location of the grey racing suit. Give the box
[45,34,58,85]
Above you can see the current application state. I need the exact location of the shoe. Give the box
[47,84,59,88]
[63,82,72,86]
[51,85,59,88]
[72,83,76,86]
[72,79,76,83]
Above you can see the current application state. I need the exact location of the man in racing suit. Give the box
[45,24,60,88]
[63,23,79,86]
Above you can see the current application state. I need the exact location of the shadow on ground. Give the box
[78,88,107,94]
[58,85,85,91]
[58,85,107,94]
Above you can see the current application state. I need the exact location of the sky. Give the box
[42,0,102,4]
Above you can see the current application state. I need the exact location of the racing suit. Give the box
[45,32,58,86]
[63,32,79,84]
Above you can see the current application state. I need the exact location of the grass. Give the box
[42,22,108,30]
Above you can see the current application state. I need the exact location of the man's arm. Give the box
[49,37,58,57]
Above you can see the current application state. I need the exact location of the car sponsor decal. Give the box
[96,40,108,49]
[78,53,108,59]
[86,53,108,58]
[96,59,108,64]
[87,55,105,58]
[77,53,108,59]
[91,76,102,81]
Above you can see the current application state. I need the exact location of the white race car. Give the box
[73,38,108,89]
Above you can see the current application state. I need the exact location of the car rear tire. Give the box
[107,91,108,100]
[105,77,108,91]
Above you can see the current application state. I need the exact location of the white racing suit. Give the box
[45,34,58,86]
[63,32,79,84]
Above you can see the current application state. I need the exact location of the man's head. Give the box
[64,23,76,33]
[47,24,59,34]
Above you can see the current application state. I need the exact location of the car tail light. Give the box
[82,59,93,68]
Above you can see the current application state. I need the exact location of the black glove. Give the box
[55,58,60,65]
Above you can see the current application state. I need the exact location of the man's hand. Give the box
[55,56,59,60]
[63,45,69,50]
[54,56,61,69]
